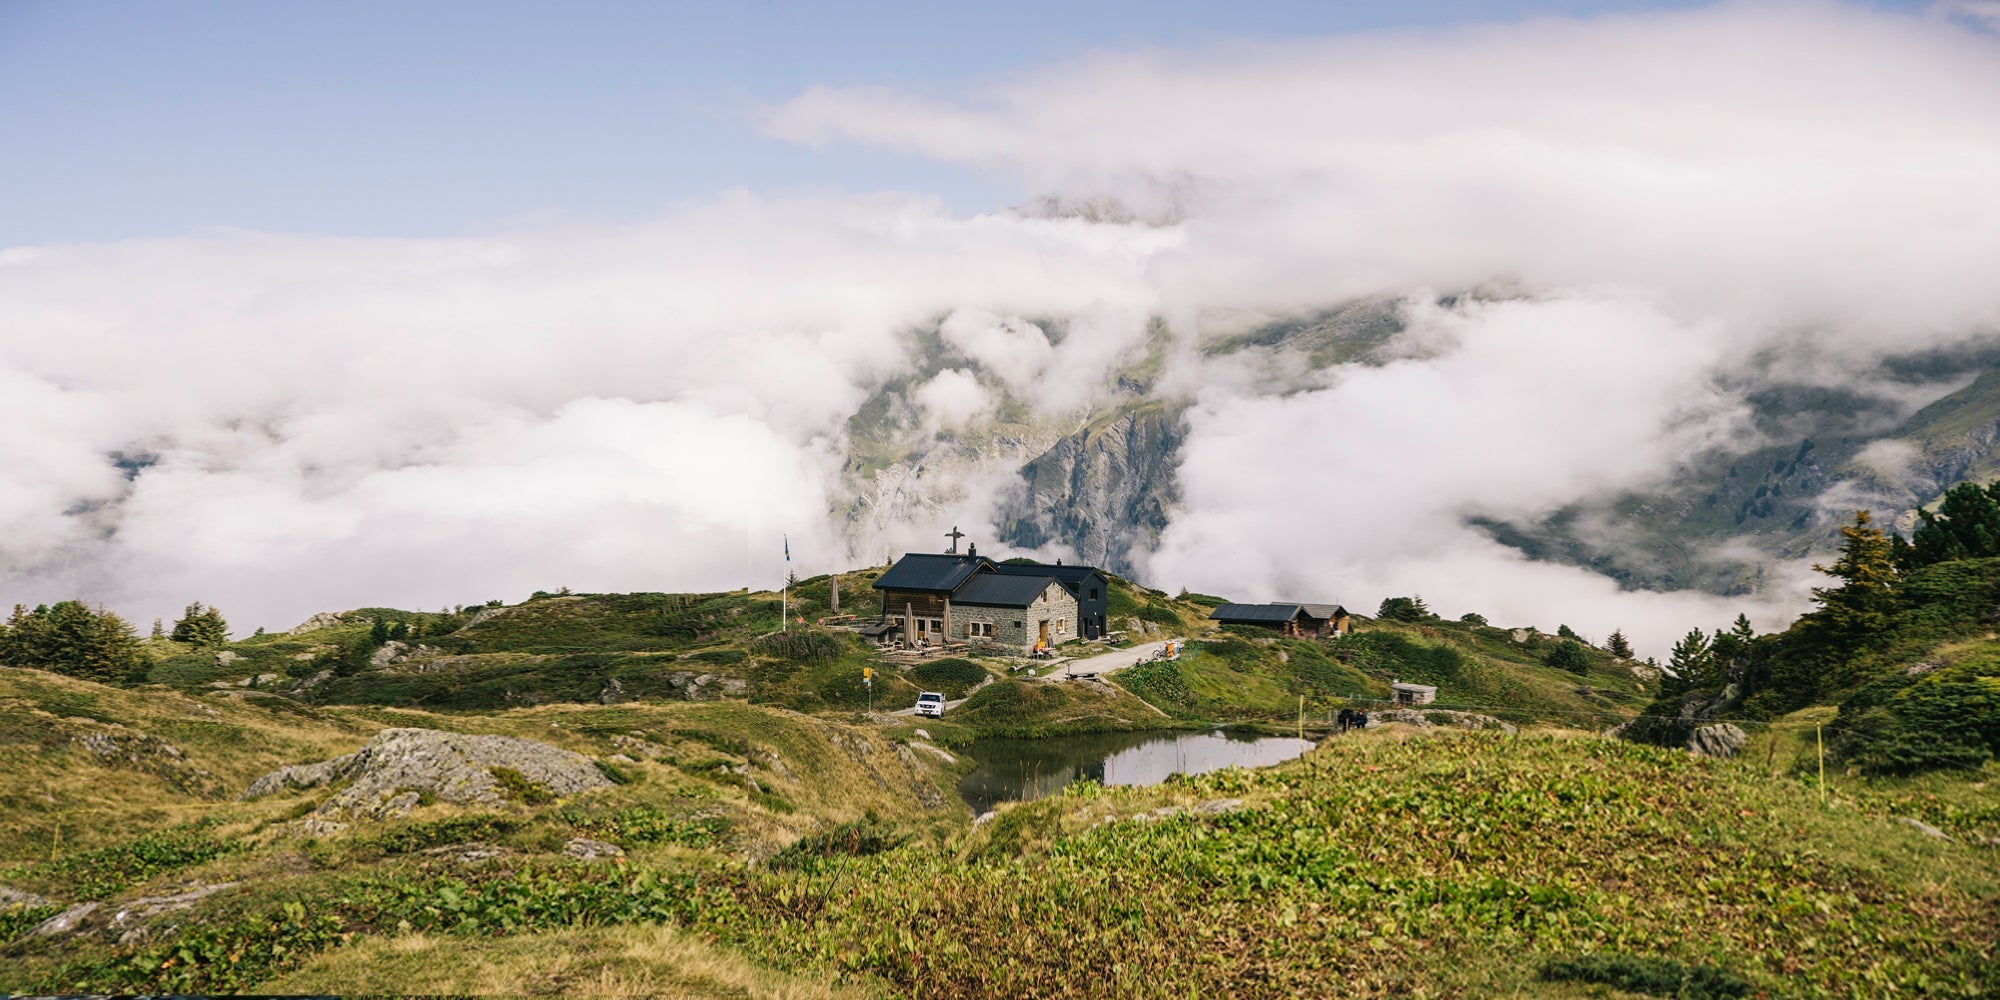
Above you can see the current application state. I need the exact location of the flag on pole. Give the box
[784,535,790,562]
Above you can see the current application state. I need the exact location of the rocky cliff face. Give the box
[827,302,2000,595]
[994,405,1186,576]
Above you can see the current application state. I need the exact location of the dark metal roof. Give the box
[1210,602,1347,624]
[990,561,1107,595]
[952,573,1059,608]
[872,553,993,594]
[1298,603,1349,620]
[1209,603,1307,624]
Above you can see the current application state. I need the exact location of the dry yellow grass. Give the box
[256,924,882,998]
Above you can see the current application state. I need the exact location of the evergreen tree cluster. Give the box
[1900,481,2000,569]
[170,602,230,648]
[1635,485,2000,774]
[0,601,144,683]
[1376,596,1435,623]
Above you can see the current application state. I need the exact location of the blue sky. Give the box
[0,0,1861,245]
[1,0,1992,639]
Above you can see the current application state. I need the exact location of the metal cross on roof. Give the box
[944,525,965,553]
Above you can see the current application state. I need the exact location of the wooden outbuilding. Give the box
[1208,602,1351,638]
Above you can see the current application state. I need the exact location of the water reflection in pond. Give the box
[956,729,1314,815]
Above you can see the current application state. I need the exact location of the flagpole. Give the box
[782,534,789,633]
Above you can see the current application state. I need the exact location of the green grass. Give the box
[7,721,1994,998]
[947,679,1168,739]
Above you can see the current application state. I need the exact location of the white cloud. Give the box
[0,196,1168,630]
[913,368,996,431]
[773,3,2000,341]
[939,309,1055,394]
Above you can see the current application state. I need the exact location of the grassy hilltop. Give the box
[73,568,1658,740]
[2,563,1996,996]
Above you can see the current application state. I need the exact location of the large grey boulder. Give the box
[1686,723,1747,759]
[243,727,613,819]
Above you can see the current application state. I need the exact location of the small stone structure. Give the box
[1391,680,1438,705]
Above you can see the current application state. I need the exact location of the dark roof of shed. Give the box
[1209,603,1308,624]
[1298,603,1349,619]
[952,573,1058,608]
[872,553,993,593]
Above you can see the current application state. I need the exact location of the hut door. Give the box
[1038,620,1050,646]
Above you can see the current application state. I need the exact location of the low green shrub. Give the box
[488,767,555,805]
[749,629,846,665]
[368,814,522,856]
[766,815,907,872]
[910,658,987,698]
[1540,954,1752,998]
[556,806,727,848]
[0,904,59,943]
[6,823,243,899]
[1117,659,1193,712]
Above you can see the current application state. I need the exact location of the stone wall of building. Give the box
[951,584,1080,650]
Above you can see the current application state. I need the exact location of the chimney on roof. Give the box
[967,542,977,558]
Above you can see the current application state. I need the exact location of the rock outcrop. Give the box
[27,883,236,942]
[996,406,1187,577]
[1365,709,1518,734]
[563,838,625,861]
[243,727,613,819]
[74,729,224,799]
[1686,723,1747,759]
[1895,817,1952,841]
[369,640,445,669]
[286,611,346,635]
[0,885,55,910]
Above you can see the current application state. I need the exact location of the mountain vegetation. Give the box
[1,553,1994,996]
[1631,477,2000,779]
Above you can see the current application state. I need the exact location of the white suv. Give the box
[913,691,946,717]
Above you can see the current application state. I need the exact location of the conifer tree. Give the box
[1810,511,1898,639]
[1605,628,1633,659]
[1557,624,1582,641]
[169,602,229,648]
[1668,628,1714,690]
[1545,638,1592,676]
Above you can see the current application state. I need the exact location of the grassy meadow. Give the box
[3,570,1995,997]
[3,711,1993,997]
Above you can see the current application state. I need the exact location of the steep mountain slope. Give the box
[1481,348,2000,593]
[832,297,2000,594]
